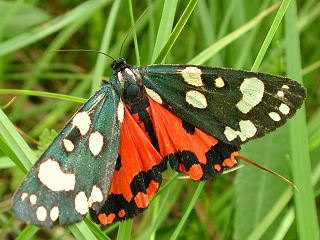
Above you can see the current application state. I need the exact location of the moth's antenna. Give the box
[47,49,115,61]
[237,154,298,191]
[119,7,149,57]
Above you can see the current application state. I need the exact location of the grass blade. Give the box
[153,0,198,63]
[0,0,111,57]
[151,0,178,62]
[285,1,319,239]
[189,3,279,65]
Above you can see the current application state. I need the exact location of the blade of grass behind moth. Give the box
[151,0,178,62]
[251,0,291,71]
[0,0,112,57]
[91,0,122,94]
[15,225,38,240]
[169,182,205,240]
[285,1,319,239]
[196,0,222,66]
[0,109,35,171]
[14,3,104,112]
[128,0,140,65]
[189,3,279,65]
[0,89,86,103]
[69,221,99,240]
[153,0,198,64]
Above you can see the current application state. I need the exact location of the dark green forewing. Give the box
[139,65,306,145]
[13,81,123,227]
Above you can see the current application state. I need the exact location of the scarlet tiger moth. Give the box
[12,57,305,227]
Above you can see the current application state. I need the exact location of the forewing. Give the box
[13,81,123,227]
[139,65,306,145]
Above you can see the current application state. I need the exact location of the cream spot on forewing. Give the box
[117,101,124,123]
[88,185,103,207]
[75,192,88,215]
[50,206,59,221]
[282,85,289,89]
[214,77,225,88]
[88,131,104,156]
[224,127,238,141]
[185,90,207,109]
[36,206,47,221]
[29,194,37,205]
[145,87,163,104]
[181,67,203,86]
[269,112,281,121]
[21,193,28,201]
[38,159,75,191]
[72,112,91,135]
[236,77,265,114]
[277,91,284,98]
[62,139,74,152]
[224,120,257,142]
[279,103,290,115]
[239,120,257,138]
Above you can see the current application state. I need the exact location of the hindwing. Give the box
[139,65,306,145]
[13,81,123,227]
[91,107,166,226]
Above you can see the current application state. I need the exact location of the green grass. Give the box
[0,0,319,239]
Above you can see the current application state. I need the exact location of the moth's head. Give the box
[111,58,130,74]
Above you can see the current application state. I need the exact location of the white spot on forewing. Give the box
[239,120,257,138]
[185,90,207,109]
[181,67,203,86]
[214,77,225,88]
[50,206,59,221]
[88,185,103,207]
[277,91,284,98]
[72,112,91,135]
[224,127,238,141]
[62,139,74,152]
[236,78,265,114]
[21,193,28,201]
[36,206,47,221]
[75,192,88,215]
[279,103,290,115]
[38,159,75,192]
[88,131,104,156]
[117,101,124,123]
[269,112,281,121]
[29,194,37,205]
[224,120,257,142]
[282,85,289,89]
[145,87,163,104]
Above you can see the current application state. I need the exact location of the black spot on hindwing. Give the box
[182,120,195,134]
[115,155,122,171]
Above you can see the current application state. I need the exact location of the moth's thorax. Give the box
[116,65,149,114]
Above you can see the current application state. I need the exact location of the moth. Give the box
[13,58,306,227]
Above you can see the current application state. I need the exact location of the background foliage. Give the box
[0,0,319,239]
